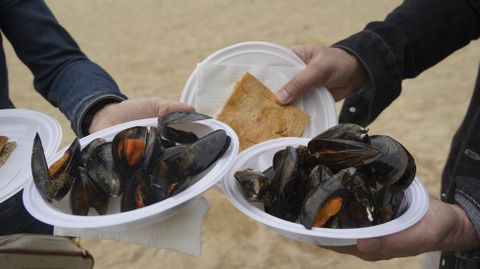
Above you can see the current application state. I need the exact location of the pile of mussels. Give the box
[31,112,231,216]
[235,124,416,230]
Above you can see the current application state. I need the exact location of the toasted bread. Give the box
[217,72,310,151]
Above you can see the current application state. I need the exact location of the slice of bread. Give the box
[217,72,310,151]
[0,136,16,167]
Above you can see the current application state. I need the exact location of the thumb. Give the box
[357,238,381,252]
[275,63,330,105]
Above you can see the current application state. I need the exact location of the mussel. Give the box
[265,146,309,222]
[235,123,416,230]
[234,168,270,202]
[157,111,211,144]
[364,135,416,190]
[149,129,231,203]
[31,134,81,202]
[31,111,231,216]
[300,167,354,229]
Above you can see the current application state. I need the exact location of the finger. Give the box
[324,245,359,255]
[153,100,195,116]
[276,63,330,105]
[324,244,385,261]
[290,45,314,62]
[150,97,195,116]
[356,237,417,259]
[356,238,381,252]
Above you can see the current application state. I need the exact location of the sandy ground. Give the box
[6,0,480,268]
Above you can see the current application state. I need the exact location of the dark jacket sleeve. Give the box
[0,0,127,136]
[332,0,480,126]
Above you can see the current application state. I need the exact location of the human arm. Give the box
[276,0,480,126]
[274,0,480,261]
[326,196,480,261]
[0,0,126,136]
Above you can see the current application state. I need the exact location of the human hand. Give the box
[275,45,367,104]
[88,97,195,134]
[324,196,480,261]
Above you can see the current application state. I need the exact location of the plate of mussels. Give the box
[23,112,239,231]
[223,123,429,246]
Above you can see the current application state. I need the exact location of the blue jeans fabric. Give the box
[0,191,53,235]
[0,0,126,135]
[0,0,126,235]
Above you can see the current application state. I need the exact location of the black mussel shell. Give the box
[365,135,416,189]
[31,134,81,202]
[235,168,270,202]
[85,142,123,197]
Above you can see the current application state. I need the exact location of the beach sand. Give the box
[7,0,480,268]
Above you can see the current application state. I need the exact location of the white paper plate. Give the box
[223,137,429,246]
[23,117,239,231]
[0,109,61,203]
[181,41,338,137]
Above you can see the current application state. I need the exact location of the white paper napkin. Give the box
[54,195,209,257]
[194,63,304,116]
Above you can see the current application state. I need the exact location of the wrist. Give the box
[443,203,480,252]
[80,97,124,137]
[88,102,119,134]
[341,49,367,92]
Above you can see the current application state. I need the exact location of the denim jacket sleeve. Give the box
[332,0,480,126]
[0,0,127,136]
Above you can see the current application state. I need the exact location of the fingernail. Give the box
[276,90,291,104]
[359,239,380,251]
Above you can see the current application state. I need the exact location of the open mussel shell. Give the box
[159,125,199,144]
[175,129,231,177]
[157,111,211,125]
[85,142,122,197]
[307,138,381,170]
[234,168,270,202]
[31,134,50,201]
[157,111,212,144]
[313,123,370,143]
[111,125,161,173]
[364,135,416,189]
[162,129,231,196]
[300,167,355,229]
[31,134,81,202]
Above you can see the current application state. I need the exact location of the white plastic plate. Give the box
[0,109,61,203]
[222,137,429,246]
[180,41,338,137]
[23,117,239,231]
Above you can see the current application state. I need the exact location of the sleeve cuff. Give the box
[332,29,402,126]
[74,93,127,137]
[456,190,480,241]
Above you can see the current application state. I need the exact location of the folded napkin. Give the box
[194,63,305,116]
[54,195,209,257]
